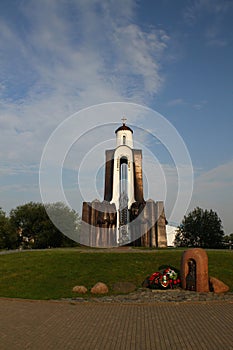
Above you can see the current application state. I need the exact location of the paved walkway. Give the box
[1,298,232,350]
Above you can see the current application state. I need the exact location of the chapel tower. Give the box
[81,119,167,248]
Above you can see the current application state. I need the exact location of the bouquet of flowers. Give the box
[142,265,181,290]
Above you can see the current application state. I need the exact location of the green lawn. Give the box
[0,248,232,300]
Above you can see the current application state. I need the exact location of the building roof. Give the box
[115,123,133,134]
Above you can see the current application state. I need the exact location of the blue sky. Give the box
[0,0,232,234]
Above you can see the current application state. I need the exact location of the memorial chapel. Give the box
[81,120,167,248]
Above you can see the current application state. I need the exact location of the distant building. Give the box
[81,120,167,248]
[166,225,178,246]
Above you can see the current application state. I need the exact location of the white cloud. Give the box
[0,0,168,175]
[167,98,207,110]
[167,98,186,107]
[192,100,207,110]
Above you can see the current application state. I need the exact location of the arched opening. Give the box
[120,157,128,196]
[119,157,128,227]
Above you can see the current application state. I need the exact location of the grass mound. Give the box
[0,248,232,300]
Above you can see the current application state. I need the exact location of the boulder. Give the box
[72,285,88,294]
[209,277,229,293]
[112,282,136,293]
[91,282,109,294]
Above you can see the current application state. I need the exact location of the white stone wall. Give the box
[116,130,134,148]
[110,145,135,210]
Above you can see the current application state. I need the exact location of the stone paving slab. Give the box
[0,298,233,350]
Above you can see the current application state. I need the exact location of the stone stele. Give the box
[180,248,209,293]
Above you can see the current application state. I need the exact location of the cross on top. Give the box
[121,116,127,124]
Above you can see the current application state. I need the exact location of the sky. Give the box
[0,0,233,235]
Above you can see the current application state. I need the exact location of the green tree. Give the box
[0,208,18,249]
[174,207,224,248]
[43,202,80,248]
[10,202,79,249]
